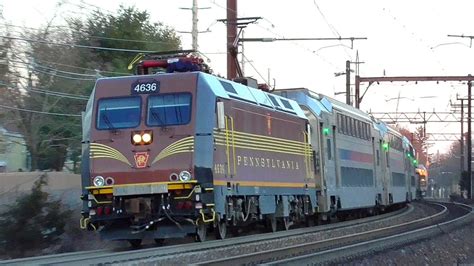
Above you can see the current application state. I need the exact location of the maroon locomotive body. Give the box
[80,65,317,245]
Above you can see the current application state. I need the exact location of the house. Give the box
[0,125,29,172]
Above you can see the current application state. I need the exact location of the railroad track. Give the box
[199,201,473,265]
[2,204,412,265]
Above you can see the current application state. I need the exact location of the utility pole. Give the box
[226,0,237,79]
[336,59,364,106]
[461,99,465,173]
[191,0,198,50]
[455,96,466,173]
[346,60,350,105]
[179,0,210,51]
[468,76,472,199]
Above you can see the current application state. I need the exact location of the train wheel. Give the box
[196,222,207,242]
[283,217,291,231]
[216,218,227,240]
[305,216,315,227]
[128,239,142,249]
[154,238,165,246]
[267,214,277,232]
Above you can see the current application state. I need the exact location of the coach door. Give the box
[379,139,390,205]
[320,121,337,212]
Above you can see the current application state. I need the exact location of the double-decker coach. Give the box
[274,88,416,219]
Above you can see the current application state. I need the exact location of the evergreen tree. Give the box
[0,173,71,258]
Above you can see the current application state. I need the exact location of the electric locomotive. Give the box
[80,52,317,246]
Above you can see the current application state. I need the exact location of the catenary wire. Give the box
[0,104,82,117]
[0,35,163,53]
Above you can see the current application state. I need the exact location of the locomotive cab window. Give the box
[268,95,281,107]
[147,93,192,126]
[280,99,293,109]
[96,96,141,130]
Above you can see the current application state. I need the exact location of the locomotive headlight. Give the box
[179,171,192,182]
[142,132,152,143]
[93,176,105,187]
[132,133,142,144]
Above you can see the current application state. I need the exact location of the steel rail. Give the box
[271,202,473,265]
[197,202,457,265]
[2,204,412,265]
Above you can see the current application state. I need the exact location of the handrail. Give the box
[229,116,237,176]
[224,116,231,176]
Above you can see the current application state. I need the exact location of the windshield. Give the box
[96,97,141,130]
[147,93,192,126]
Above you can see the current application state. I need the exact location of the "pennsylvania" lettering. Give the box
[237,155,300,170]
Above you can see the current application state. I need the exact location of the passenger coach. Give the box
[275,88,416,218]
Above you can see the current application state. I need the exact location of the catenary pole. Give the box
[468,76,472,198]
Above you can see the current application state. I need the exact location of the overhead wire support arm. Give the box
[217,16,263,25]
[218,16,263,79]
[447,34,474,48]
[239,37,367,48]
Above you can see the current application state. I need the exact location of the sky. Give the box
[2,0,474,156]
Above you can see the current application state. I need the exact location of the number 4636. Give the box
[134,83,157,92]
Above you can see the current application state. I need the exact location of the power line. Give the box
[32,63,99,77]
[0,80,89,100]
[311,0,353,60]
[2,60,99,81]
[312,0,341,37]
[241,53,268,86]
[4,57,100,78]
[31,67,97,81]
[73,0,116,15]
[0,104,82,117]
[2,23,180,46]
[1,72,90,99]
[26,57,131,76]
[0,35,162,54]
[206,0,339,69]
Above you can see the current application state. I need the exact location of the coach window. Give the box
[342,116,347,135]
[337,114,342,133]
[349,117,356,137]
[346,117,351,136]
[354,119,360,138]
[326,139,332,160]
[351,118,356,137]
[97,96,141,130]
[356,121,361,138]
[346,116,351,135]
[147,93,192,126]
[354,119,359,138]
[362,122,366,139]
[344,117,347,135]
[376,149,380,166]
